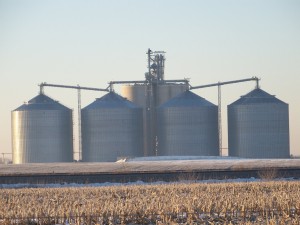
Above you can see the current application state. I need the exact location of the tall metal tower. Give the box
[146,48,166,82]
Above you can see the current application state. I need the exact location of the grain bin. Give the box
[11,94,73,164]
[157,90,219,156]
[121,83,188,156]
[81,92,143,162]
[228,88,290,158]
[121,83,188,108]
[156,83,189,106]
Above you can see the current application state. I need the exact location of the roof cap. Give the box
[13,94,70,111]
[83,92,140,110]
[229,88,287,106]
[159,90,216,108]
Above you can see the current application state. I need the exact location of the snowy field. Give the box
[1,158,300,175]
[1,158,299,189]
[0,176,298,189]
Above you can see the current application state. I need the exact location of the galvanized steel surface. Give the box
[121,83,188,106]
[121,84,148,108]
[81,92,143,162]
[121,83,188,156]
[157,91,219,156]
[228,88,290,158]
[156,83,189,106]
[11,94,73,164]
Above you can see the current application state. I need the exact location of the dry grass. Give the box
[0,181,299,224]
[257,168,279,180]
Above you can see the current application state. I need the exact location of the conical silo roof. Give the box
[13,93,70,111]
[227,87,290,158]
[83,92,140,110]
[159,90,216,108]
[12,93,73,163]
[229,88,287,106]
[81,91,143,162]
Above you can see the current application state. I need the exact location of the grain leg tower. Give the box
[121,49,189,156]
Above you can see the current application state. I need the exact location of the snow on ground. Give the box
[1,158,300,175]
[0,158,299,189]
[0,177,298,189]
[127,156,241,161]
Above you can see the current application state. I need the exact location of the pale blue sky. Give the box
[1,0,299,158]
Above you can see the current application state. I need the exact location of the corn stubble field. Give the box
[0,181,300,224]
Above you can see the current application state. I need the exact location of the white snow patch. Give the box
[127,156,241,161]
[0,177,297,189]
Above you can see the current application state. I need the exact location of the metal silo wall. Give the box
[228,103,290,158]
[156,84,188,106]
[121,83,188,107]
[121,83,188,156]
[121,84,149,156]
[11,110,73,164]
[121,85,147,107]
[157,106,219,156]
[81,108,143,162]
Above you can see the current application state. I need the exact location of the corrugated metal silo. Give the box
[81,92,143,162]
[121,83,188,107]
[121,83,188,156]
[156,83,189,106]
[121,84,147,108]
[11,94,73,164]
[228,88,290,158]
[157,90,219,156]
